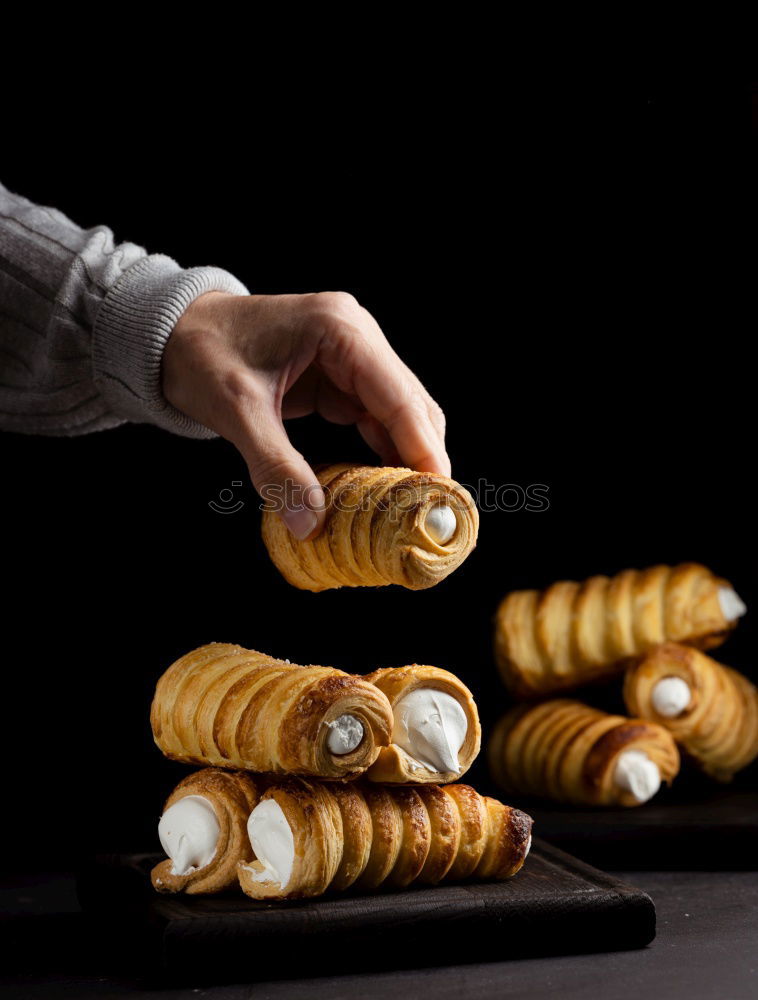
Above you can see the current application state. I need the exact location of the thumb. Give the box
[231,400,325,541]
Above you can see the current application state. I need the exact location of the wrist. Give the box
[171,290,240,339]
[161,291,249,425]
[162,291,244,406]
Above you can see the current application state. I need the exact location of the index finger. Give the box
[314,305,451,477]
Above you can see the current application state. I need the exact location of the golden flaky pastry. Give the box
[624,643,758,782]
[494,563,741,698]
[364,664,481,783]
[151,768,260,894]
[150,643,393,779]
[488,699,680,807]
[237,778,532,900]
[261,464,479,591]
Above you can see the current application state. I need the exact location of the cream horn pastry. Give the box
[488,699,680,807]
[150,643,393,779]
[624,643,758,782]
[152,768,260,894]
[261,463,479,592]
[364,664,481,783]
[494,563,745,698]
[237,778,532,900]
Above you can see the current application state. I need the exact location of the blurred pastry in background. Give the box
[488,699,680,807]
[494,563,745,698]
[624,643,758,782]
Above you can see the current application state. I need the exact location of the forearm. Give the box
[0,180,247,437]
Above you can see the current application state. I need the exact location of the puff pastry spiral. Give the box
[238,778,532,900]
[150,643,393,779]
[494,563,740,697]
[262,464,479,591]
[488,699,680,806]
[624,643,758,782]
[364,664,482,783]
[151,768,260,894]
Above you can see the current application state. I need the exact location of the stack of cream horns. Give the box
[150,643,532,899]
[488,562,758,807]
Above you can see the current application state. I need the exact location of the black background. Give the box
[2,75,753,866]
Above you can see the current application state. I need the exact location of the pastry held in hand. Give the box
[494,563,745,698]
[151,768,260,894]
[262,464,479,591]
[624,643,758,782]
[150,643,393,779]
[238,778,532,900]
[364,664,481,783]
[488,699,680,807]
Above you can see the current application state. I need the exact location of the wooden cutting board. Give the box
[77,839,655,984]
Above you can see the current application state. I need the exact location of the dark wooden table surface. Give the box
[2,867,756,999]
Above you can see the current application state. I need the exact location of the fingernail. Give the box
[283,506,319,541]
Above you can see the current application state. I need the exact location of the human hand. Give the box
[162,291,450,539]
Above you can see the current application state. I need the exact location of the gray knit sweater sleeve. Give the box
[0,180,249,437]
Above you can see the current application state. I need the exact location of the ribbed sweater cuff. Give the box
[92,254,249,438]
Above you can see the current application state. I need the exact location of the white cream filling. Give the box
[425,505,457,545]
[393,688,467,774]
[325,714,364,755]
[651,676,691,718]
[718,586,747,622]
[247,799,295,888]
[158,795,220,877]
[524,834,532,858]
[614,750,661,803]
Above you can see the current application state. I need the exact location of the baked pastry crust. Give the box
[151,768,260,894]
[494,563,737,697]
[261,464,479,592]
[488,699,680,807]
[624,643,758,782]
[237,778,532,900]
[364,664,482,783]
[150,643,393,779]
